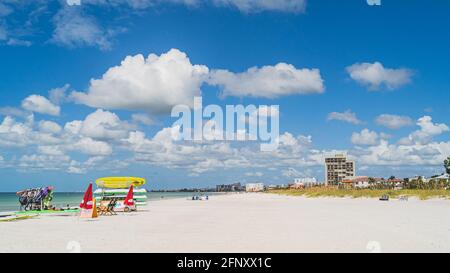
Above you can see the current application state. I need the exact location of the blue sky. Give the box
[0,0,449,191]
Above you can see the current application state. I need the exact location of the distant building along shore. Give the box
[211,152,449,193]
[325,154,355,186]
[245,183,265,192]
[216,183,245,192]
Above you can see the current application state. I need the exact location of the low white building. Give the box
[429,173,450,182]
[344,176,370,189]
[291,177,319,189]
[408,176,429,182]
[246,183,265,192]
[293,177,317,184]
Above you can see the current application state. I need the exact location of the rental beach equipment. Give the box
[80,183,98,219]
[16,186,54,211]
[94,177,147,212]
[14,186,79,217]
[123,185,137,212]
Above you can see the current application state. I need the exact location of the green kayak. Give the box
[15,209,80,216]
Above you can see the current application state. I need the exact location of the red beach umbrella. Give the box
[80,183,94,209]
[124,185,135,206]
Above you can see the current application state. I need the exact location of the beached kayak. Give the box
[15,209,80,215]
[93,188,147,194]
[95,177,146,189]
[0,214,38,222]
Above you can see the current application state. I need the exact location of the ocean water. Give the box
[0,192,218,213]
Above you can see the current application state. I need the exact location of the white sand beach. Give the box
[1,193,450,253]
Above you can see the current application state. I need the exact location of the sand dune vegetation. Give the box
[268,188,450,200]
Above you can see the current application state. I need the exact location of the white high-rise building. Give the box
[324,154,355,186]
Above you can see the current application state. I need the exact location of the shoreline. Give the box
[0,191,226,214]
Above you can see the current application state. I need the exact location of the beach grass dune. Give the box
[269,188,450,200]
[1,193,450,253]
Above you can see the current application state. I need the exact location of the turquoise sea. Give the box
[0,192,218,213]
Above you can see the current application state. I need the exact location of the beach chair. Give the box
[107,198,118,215]
[97,202,109,216]
[98,199,117,216]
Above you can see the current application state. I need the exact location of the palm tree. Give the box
[418,177,426,190]
[445,156,450,175]
[438,179,446,189]
[445,179,450,190]
[409,179,418,189]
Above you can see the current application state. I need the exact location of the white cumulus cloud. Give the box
[0,116,33,147]
[71,109,132,140]
[351,129,380,146]
[346,62,413,90]
[209,63,324,98]
[39,120,62,134]
[375,114,413,129]
[399,116,449,145]
[49,84,70,105]
[51,6,112,50]
[71,137,113,156]
[71,48,209,113]
[132,113,156,126]
[327,110,362,125]
[122,123,320,176]
[22,95,61,116]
